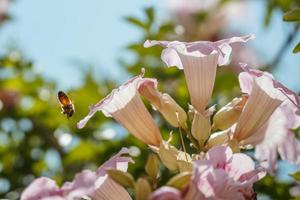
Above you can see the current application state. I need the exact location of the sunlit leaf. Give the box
[290,171,300,181]
[283,8,300,21]
[125,17,147,30]
[293,42,300,53]
[145,7,154,26]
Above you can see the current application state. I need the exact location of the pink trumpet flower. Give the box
[21,148,133,200]
[185,146,265,200]
[144,35,254,113]
[237,64,300,171]
[77,71,162,147]
[233,67,286,145]
[151,146,265,200]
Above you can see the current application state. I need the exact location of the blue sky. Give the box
[0,0,163,89]
[0,0,299,92]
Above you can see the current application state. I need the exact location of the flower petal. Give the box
[277,130,300,164]
[228,153,255,181]
[144,34,254,68]
[97,147,134,176]
[78,73,162,146]
[239,63,300,110]
[206,145,233,169]
[255,100,300,171]
[234,75,285,144]
[189,146,264,199]
[62,170,98,199]
[21,177,63,200]
[150,186,182,200]
[93,148,133,200]
[93,176,132,200]
[77,74,144,128]
[177,49,218,112]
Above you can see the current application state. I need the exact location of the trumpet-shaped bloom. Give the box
[186,146,265,200]
[144,35,254,68]
[144,35,253,113]
[234,76,284,145]
[255,101,300,171]
[21,148,133,200]
[150,146,264,200]
[77,72,162,146]
[237,64,300,170]
[232,64,298,146]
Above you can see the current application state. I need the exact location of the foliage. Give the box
[0,51,153,198]
[0,0,300,199]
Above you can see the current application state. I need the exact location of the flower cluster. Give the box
[21,148,133,200]
[21,35,300,200]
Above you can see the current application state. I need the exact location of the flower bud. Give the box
[213,95,248,130]
[176,152,193,172]
[206,129,230,149]
[167,172,192,190]
[135,178,152,200]
[158,93,187,129]
[158,141,179,171]
[145,154,160,180]
[190,105,214,148]
[138,79,187,129]
[106,169,135,188]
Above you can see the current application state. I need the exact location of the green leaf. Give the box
[106,168,135,188]
[145,7,154,25]
[293,42,300,53]
[125,17,147,30]
[283,8,300,21]
[289,171,300,181]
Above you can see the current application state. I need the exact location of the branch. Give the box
[269,23,300,69]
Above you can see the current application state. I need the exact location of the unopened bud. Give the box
[138,79,187,129]
[158,93,187,129]
[106,169,135,188]
[145,154,160,180]
[135,178,152,200]
[158,141,179,171]
[206,129,230,149]
[213,95,248,130]
[190,106,214,148]
[228,138,240,153]
[167,172,192,190]
[177,152,193,172]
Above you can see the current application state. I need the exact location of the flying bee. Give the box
[57,91,75,119]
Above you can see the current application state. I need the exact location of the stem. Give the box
[185,129,200,150]
[176,111,188,161]
[269,24,300,69]
[178,126,188,161]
